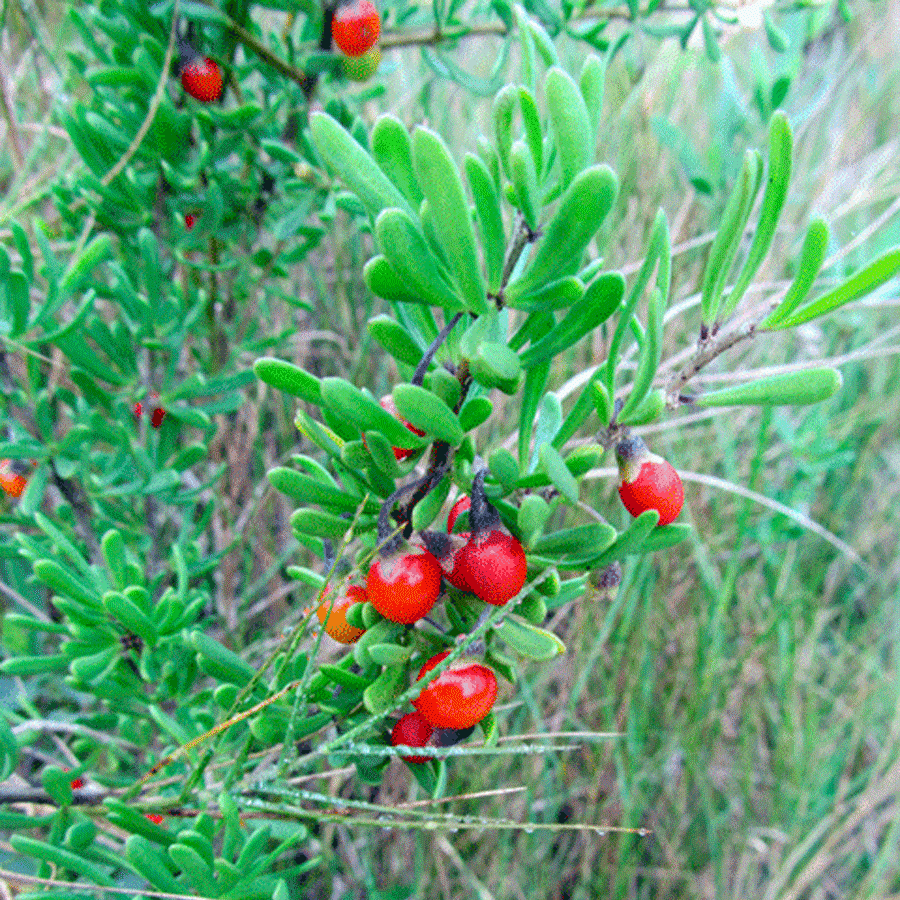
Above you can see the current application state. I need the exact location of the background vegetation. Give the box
[1,0,898,897]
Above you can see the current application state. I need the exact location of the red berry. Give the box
[185,213,196,230]
[442,532,472,592]
[616,438,683,526]
[457,530,527,605]
[412,651,497,730]
[447,495,470,533]
[390,711,434,764]
[332,0,381,57]
[380,395,425,461]
[366,548,441,624]
[145,813,165,825]
[316,584,367,644]
[0,459,28,499]
[133,401,143,420]
[181,57,223,102]
[70,776,84,790]
[150,406,166,429]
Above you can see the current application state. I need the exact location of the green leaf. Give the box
[290,508,353,539]
[510,140,540,230]
[459,396,493,431]
[189,631,256,686]
[719,112,793,322]
[375,208,466,313]
[367,315,423,368]
[372,114,424,208]
[506,275,585,312]
[700,150,762,326]
[695,367,843,407]
[772,246,900,328]
[254,358,323,404]
[588,509,660,568]
[469,341,523,394]
[0,718,18,782]
[363,661,407,713]
[269,465,376,512]
[507,165,617,298]
[310,113,414,222]
[492,84,518,179]
[126,836,183,894]
[520,272,624,367]
[516,494,552,547]
[518,87,543,177]
[392,384,464,445]
[760,220,830,327]
[579,55,606,137]
[33,559,102,608]
[618,387,665,427]
[363,255,424,304]
[11,835,114,886]
[763,9,790,51]
[58,234,113,298]
[411,475,451,531]
[619,288,665,420]
[493,615,565,660]
[413,127,489,315]
[367,642,413,667]
[538,443,578,503]
[465,153,506,292]
[545,66,593,190]
[518,360,551,464]
[531,523,616,557]
[103,592,158,646]
[320,377,427,450]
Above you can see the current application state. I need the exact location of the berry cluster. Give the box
[133,392,167,429]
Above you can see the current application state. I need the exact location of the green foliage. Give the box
[0,0,897,897]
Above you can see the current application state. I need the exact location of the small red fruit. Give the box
[366,547,441,624]
[132,401,143,420]
[185,213,197,230]
[180,57,223,102]
[412,651,497,730]
[615,436,683,527]
[0,459,28,499]
[70,776,84,790]
[332,0,381,57]
[390,711,434,764]
[150,406,167,429]
[457,529,527,605]
[447,495,470,533]
[380,395,425,461]
[145,813,165,825]
[316,584,367,644]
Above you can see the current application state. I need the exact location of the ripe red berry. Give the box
[316,584,367,644]
[150,405,166,429]
[145,813,165,825]
[447,495,470,533]
[390,711,434,764]
[412,651,497,730]
[185,213,197,230]
[180,57,223,102]
[457,529,527,605]
[366,547,441,624]
[380,395,425,461]
[69,776,84,790]
[0,459,28,499]
[132,401,143,420]
[332,0,381,57]
[616,437,683,527]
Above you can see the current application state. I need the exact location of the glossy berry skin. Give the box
[0,460,27,499]
[332,0,381,57]
[618,459,684,526]
[181,57,223,102]
[390,711,434,764]
[316,584,367,644]
[447,495,470,533]
[412,651,497,730]
[150,406,166,429]
[380,395,425,461]
[366,548,441,624]
[443,532,472,592]
[457,530,527,605]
